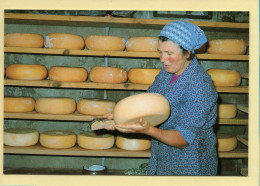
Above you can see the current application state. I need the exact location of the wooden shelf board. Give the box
[218,148,248,158]
[215,86,248,93]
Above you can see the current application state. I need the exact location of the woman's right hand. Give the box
[102,113,114,120]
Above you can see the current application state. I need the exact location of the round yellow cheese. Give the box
[6,64,48,80]
[77,98,116,115]
[49,66,88,82]
[4,128,39,147]
[126,37,158,52]
[40,130,76,149]
[4,33,44,48]
[116,134,151,151]
[207,39,247,55]
[35,97,76,114]
[4,97,35,113]
[85,35,125,51]
[128,68,161,84]
[218,104,237,119]
[207,69,241,87]
[44,33,85,50]
[217,133,237,152]
[89,66,127,84]
[77,131,114,150]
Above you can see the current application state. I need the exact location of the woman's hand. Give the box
[102,113,114,120]
[115,118,151,134]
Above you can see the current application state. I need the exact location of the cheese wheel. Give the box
[207,69,241,87]
[128,68,161,84]
[207,39,247,55]
[113,93,170,126]
[4,97,35,113]
[77,98,116,115]
[85,35,125,51]
[35,98,76,114]
[44,33,85,50]
[49,66,88,82]
[126,37,158,52]
[77,131,114,150]
[40,130,76,149]
[4,33,44,48]
[4,128,39,147]
[6,64,48,80]
[116,134,151,151]
[89,66,127,83]
[218,104,237,119]
[217,133,237,152]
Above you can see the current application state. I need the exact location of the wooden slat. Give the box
[218,148,248,158]
[218,118,248,125]
[215,86,248,93]
[237,104,249,113]
[237,135,248,146]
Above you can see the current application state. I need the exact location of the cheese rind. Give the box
[4,33,44,48]
[116,134,151,150]
[217,133,237,152]
[218,104,237,119]
[4,97,35,113]
[126,37,158,52]
[128,68,161,84]
[207,69,241,87]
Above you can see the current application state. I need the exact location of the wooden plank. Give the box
[237,135,248,146]
[237,104,249,113]
[218,118,248,125]
[218,148,248,158]
[215,86,248,93]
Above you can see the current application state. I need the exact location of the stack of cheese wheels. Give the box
[35,97,76,114]
[6,64,48,80]
[207,39,247,55]
[77,98,116,115]
[116,134,151,151]
[207,69,241,86]
[89,66,127,83]
[4,97,35,113]
[44,33,85,50]
[40,130,76,149]
[77,131,114,150]
[126,37,158,52]
[85,35,125,51]
[217,133,237,152]
[218,104,237,119]
[4,128,39,147]
[128,68,161,84]
[4,33,44,48]
[49,66,88,82]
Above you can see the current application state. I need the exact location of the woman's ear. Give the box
[185,51,192,60]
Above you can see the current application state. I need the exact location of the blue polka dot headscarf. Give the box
[159,21,207,53]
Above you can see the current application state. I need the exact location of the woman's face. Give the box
[158,40,190,75]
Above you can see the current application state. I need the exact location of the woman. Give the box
[106,21,218,176]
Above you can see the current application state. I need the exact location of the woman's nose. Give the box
[160,54,166,63]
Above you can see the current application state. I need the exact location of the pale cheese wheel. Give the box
[116,134,151,151]
[4,128,39,147]
[113,93,170,126]
[218,104,237,119]
[85,35,125,51]
[44,33,85,50]
[128,68,161,84]
[49,66,88,82]
[207,69,241,87]
[40,130,76,149]
[89,66,127,84]
[35,97,76,114]
[6,64,48,80]
[4,97,35,113]
[4,33,44,48]
[77,98,116,115]
[126,37,158,52]
[207,39,247,55]
[77,131,114,150]
[217,133,237,152]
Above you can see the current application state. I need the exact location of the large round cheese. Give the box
[218,104,237,119]
[6,64,48,80]
[77,98,116,115]
[49,66,88,82]
[35,97,76,114]
[128,68,161,84]
[89,66,127,84]
[4,33,44,48]
[207,39,247,55]
[77,131,114,150]
[217,133,237,152]
[4,97,35,113]
[116,134,151,151]
[126,37,158,52]
[85,35,125,51]
[207,69,241,87]
[113,93,170,126]
[44,33,85,50]
[40,130,76,149]
[4,128,39,147]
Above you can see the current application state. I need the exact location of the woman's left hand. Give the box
[115,118,151,134]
